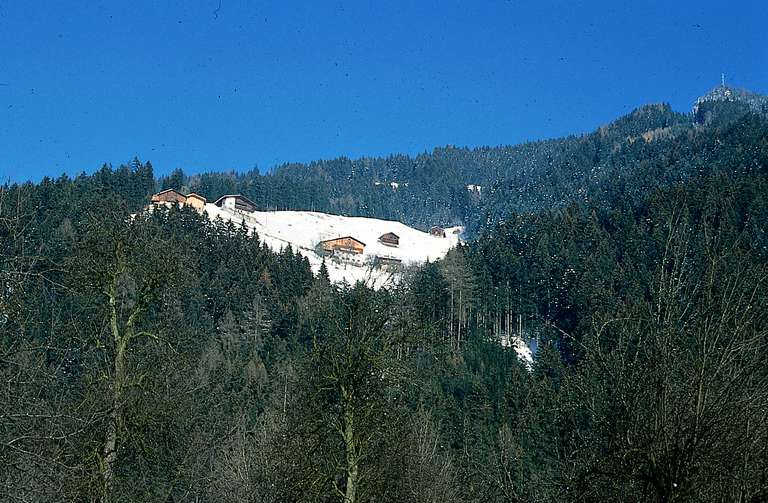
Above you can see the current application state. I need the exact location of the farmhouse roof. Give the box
[213,194,257,207]
[321,236,367,247]
[154,188,185,197]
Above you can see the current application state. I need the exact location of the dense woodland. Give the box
[2,100,768,502]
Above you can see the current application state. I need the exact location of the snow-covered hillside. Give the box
[204,204,462,288]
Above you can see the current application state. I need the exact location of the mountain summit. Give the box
[693,80,768,122]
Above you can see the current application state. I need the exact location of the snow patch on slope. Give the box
[500,334,534,369]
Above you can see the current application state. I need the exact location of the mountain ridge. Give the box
[163,86,768,236]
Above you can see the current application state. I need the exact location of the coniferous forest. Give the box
[3,101,768,502]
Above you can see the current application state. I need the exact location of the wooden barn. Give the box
[318,236,366,255]
[151,189,187,204]
[430,226,446,238]
[213,194,257,213]
[378,232,400,247]
[184,193,207,210]
[375,255,402,270]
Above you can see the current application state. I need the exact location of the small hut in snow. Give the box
[378,232,400,247]
[430,226,446,238]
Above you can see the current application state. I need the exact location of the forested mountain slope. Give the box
[165,86,766,235]
[175,103,690,234]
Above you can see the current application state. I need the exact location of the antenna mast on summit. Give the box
[722,73,726,86]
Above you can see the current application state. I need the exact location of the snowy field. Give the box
[204,204,462,288]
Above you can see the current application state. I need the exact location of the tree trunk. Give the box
[457,289,462,351]
[102,273,127,501]
[449,288,454,350]
[341,386,358,503]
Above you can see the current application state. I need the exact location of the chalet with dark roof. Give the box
[378,232,400,247]
[213,194,257,213]
[430,226,446,238]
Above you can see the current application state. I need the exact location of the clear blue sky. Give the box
[1,0,766,182]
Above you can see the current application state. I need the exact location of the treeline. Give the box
[2,111,768,501]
